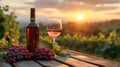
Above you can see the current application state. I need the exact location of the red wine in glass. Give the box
[47,29,62,39]
[46,18,62,50]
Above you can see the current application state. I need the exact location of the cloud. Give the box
[25,0,88,13]
[26,0,60,8]
[93,5,118,11]
[68,0,120,4]
[25,0,120,12]
[107,12,120,15]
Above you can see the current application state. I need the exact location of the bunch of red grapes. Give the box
[5,45,33,63]
[5,45,55,63]
[33,47,55,60]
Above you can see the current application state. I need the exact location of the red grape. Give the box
[33,47,55,60]
[5,45,33,63]
[5,45,55,63]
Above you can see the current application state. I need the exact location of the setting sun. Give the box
[77,14,84,20]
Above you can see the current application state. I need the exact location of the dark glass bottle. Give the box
[26,8,39,52]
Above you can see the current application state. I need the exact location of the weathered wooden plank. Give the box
[13,60,41,67]
[55,56,99,67]
[9,63,15,67]
[70,56,103,67]
[34,60,48,67]
[66,50,106,67]
[72,56,108,67]
[0,62,12,67]
[54,58,74,67]
[0,62,4,67]
[37,60,69,67]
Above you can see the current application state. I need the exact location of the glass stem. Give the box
[53,38,56,50]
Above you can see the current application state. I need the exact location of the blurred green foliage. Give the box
[40,31,120,61]
[0,6,19,51]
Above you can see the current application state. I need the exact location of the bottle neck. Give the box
[30,8,35,22]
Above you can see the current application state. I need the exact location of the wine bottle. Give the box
[26,8,39,52]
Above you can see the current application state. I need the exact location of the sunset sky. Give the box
[0,0,120,25]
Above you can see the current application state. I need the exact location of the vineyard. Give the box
[19,20,120,62]
[1,6,120,62]
[41,32,120,61]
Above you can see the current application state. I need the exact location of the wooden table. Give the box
[0,50,112,67]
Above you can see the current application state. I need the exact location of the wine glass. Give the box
[46,18,62,50]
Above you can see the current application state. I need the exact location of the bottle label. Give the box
[31,18,35,21]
